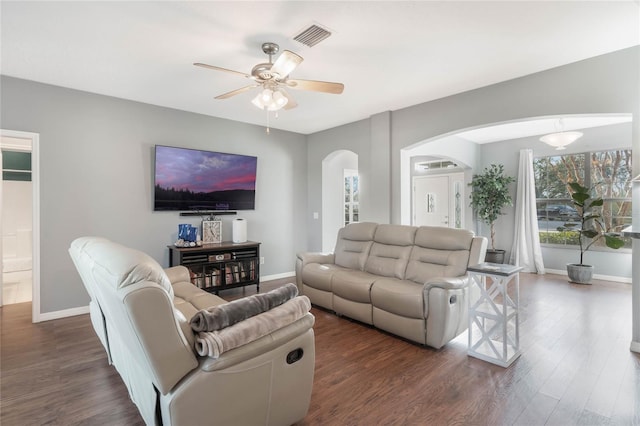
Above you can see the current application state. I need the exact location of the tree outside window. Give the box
[534,149,632,248]
[344,169,359,226]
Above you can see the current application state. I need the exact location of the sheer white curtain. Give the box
[510,149,545,273]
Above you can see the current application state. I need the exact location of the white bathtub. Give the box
[3,257,32,273]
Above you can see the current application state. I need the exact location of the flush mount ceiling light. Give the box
[539,118,583,150]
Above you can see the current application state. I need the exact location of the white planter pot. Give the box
[566,263,594,284]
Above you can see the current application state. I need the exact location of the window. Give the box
[344,169,359,225]
[534,149,632,248]
[2,150,32,181]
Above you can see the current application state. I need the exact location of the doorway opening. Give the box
[1,129,40,322]
[322,150,358,252]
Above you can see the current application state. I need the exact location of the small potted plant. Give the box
[469,164,515,263]
[556,182,625,284]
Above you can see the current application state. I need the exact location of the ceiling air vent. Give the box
[293,24,332,47]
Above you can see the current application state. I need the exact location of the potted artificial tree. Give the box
[556,182,624,284]
[469,164,515,264]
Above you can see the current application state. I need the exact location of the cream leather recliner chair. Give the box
[69,237,315,426]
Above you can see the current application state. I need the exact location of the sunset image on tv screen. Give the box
[154,145,257,211]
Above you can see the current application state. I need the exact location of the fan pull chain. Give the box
[266,109,270,134]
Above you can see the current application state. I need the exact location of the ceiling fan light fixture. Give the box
[273,90,288,107]
[252,87,288,111]
[261,88,273,103]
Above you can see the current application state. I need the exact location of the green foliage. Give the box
[539,231,580,245]
[469,164,515,249]
[556,182,625,265]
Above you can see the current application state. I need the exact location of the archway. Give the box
[322,150,358,252]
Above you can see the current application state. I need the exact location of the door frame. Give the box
[412,172,465,228]
[0,129,41,322]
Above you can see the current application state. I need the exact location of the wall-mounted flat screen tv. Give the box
[154,145,257,211]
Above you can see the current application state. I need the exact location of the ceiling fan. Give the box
[194,42,344,111]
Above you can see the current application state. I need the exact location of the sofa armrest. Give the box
[198,313,315,372]
[422,275,469,292]
[422,276,471,349]
[296,252,335,265]
[295,252,335,291]
[164,265,191,284]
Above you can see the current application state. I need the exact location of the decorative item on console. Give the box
[203,214,223,244]
[233,218,247,243]
[175,224,202,247]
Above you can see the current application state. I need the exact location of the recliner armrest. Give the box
[296,252,335,266]
[422,275,469,292]
[164,265,191,284]
[295,252,336,292]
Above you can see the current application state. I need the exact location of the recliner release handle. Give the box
[286,348,304,364]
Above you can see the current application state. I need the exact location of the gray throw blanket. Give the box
[190,283,299,332]
[194,295,311,359]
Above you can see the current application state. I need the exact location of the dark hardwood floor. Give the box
[1,273,638,425]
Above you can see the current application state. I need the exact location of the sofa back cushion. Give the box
[405,226,473,283]
[334,222,378,270]
[364,224,416,279]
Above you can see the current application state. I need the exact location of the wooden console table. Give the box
[168,241,260,294]
[467,262,523,367]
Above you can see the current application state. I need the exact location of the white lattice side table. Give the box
[467,262,523,367]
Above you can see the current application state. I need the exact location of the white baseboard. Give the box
[37,305,90,322]
[260,271,295,282]
[34,273,297,322]
[544,269,632,284]
[631,341,640,354]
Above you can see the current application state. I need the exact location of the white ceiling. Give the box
[457,114,633,144]
[1,1,639,135]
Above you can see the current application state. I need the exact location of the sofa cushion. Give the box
[301,263,348,292]
[363,225,415,279]
[334,222,377,270]
[173,281,226,312]
[370,278,424,319]
[332,270,379,303]
[404,226,473,283]
[372,224,417,246]
[414,226,474,251]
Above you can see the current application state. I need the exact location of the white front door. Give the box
[413,172,465,228]
[413,175,451,227]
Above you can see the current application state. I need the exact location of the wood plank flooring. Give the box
[1,273,638,425]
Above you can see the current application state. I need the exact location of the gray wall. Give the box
[390,46,640,224]
[306,118,369,251]
[0,76,308,314]
[306,47,639,258]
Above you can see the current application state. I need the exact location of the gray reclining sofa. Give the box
[296,223,487,349]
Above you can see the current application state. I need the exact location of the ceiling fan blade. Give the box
[281,89,297,110]
[286,79,344,94]
[270,50,303,79]
[215,84,259,100]
[194,63,252,79]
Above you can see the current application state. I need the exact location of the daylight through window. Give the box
[534,149,632,248]
[344,169,359,226]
